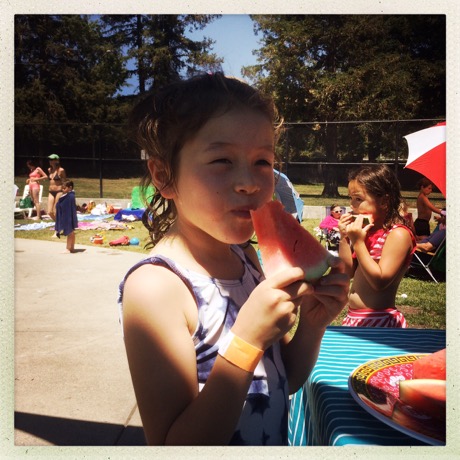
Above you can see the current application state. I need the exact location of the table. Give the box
[288,326,446,446]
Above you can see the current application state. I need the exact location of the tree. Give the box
[15,15,127,157]
[100,14,223,94]
[14,14,224,170]
[244,15,446,196]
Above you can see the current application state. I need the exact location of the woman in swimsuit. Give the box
[26,160,47,220]
[47,154,67,221]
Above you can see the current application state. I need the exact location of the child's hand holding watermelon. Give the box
[231,266,312,351]
[249,201,350,391]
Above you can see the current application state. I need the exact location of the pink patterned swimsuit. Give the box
[343,225,416,328]
[28,169,41,192]
[352,224,416,266]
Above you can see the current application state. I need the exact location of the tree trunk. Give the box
[321,123,340,197]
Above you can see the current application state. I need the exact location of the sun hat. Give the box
[48,154,60,160]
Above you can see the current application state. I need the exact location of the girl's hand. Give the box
[300,257,349,329]
[338,213,353,238]
[232,267,312,351]
[341,214,373,245]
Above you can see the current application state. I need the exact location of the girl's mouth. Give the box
[232,209,252,219]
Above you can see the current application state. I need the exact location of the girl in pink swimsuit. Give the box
[25,160,47,220]
[338,165,416,328]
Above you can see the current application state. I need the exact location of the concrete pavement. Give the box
[14,237,147,446]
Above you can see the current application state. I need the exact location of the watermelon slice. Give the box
[413,348,446,380]
[250,200,332,282]
[350,214,373,227]
[392,400,445,442]
[399,378,446,421]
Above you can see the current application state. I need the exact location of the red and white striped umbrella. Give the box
[403,121,446,197]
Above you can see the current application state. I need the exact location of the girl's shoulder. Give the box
[121,256,197,326]
[386,224,416,249]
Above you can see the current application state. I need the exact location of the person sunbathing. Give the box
[417,228,445,253]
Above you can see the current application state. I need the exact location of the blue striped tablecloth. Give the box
[288,326,446,446]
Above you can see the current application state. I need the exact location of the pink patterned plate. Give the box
[348,354,445,445]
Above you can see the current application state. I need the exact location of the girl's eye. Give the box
[211,158,231,164]
[256,159,273,166]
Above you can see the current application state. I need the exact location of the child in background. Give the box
[414,177,445,239]
[55,180,78,253]
[118,73,349,446]
[338,165,416,328]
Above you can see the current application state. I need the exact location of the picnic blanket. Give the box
[14,222,55,231]
[77,220,134,231]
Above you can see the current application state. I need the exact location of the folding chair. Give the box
[410,236,446,283]
[14,184,43,218]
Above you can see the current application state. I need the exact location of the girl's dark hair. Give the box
[129,72,283,248]
[416,177,433,189]
[348,164,405,229]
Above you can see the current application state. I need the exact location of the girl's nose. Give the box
[234,170,260,195]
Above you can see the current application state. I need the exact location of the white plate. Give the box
[348,354,445,446]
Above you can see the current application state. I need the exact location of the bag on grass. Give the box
[19,195,33,208]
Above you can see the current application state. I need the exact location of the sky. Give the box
[187,14,260,79]
[123,15,260,94]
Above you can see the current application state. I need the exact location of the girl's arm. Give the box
[351,226,413,291]
[123,265,253,445]
[123,260,309,445]
[36,167,48,181]
[279,257,349,393]
[59,167,67,180]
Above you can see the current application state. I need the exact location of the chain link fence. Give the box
[14,118,444,197]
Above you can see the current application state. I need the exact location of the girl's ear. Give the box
[378,194,390,212]
[147,158,176,199]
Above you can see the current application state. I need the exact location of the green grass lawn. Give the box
[14,177,446,329]
[14,176,446,208]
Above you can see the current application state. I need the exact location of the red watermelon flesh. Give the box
[250,200,331,282]
[413,348,446,380]
[398,378,446,421]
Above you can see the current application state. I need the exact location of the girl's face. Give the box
[163,108,275,245]
[348,179,384,223]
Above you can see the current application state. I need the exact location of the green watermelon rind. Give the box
[251,200,331,282]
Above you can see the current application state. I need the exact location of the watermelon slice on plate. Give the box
[250,200,332,282]
[398,378,446,421]
[412,348,446,380]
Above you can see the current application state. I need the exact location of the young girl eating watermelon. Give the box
[338,165,417,327]
[118,73,349,445]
